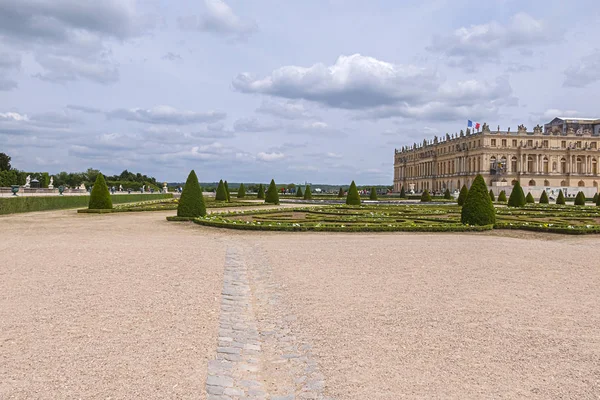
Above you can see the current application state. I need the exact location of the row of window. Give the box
[490,139,598,149]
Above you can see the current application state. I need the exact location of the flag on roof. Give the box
[467,120,473,127]
[475,122,480,130]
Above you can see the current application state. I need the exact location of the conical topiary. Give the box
[457,184,468,206]
[420,190,431,202]
[237,183,246,198]
[303,185,312,200]
[265,179,279,204]
[526,192,535,204]
[88,173,112,210]
[346,181,361,205]
[257,183,265,199]
[370,187,378,200]
[444,188,451,199]
[177,170,206,217]
[215,179,227,201]
[596,192,600,206]
[593,193,598,204]
[539,190,549,204]
[296,186,303,198]
[556,189,565,205]
[224,181,231,202]
[399,185,406,198]
[338,187,344,197]
[508,181,526,207]
[574,191,586,206]
[461,174,496,226]
[498,190,507,202]
[489,189,495,202]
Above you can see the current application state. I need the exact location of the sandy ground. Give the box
[1,209,600,399]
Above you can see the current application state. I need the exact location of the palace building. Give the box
[393,117,600,196]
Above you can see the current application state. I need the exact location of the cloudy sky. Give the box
[1,0,599,184]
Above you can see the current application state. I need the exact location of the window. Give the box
[512,139,517,147]
[511,157,517,172]
[478,140,481,147]
[592,142,597,149]
[577,141,582,148]
[561,140,566,149]
[491,139,496,146]
[543,140,548,148]
[502,139,507,147]
[527,140,533,147]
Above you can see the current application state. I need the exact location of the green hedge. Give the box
[0,193,173,215]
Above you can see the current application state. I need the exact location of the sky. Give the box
[1,0,600,184]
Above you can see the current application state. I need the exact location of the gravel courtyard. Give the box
[1,210,599,399]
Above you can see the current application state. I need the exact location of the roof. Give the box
[556,117,600,123]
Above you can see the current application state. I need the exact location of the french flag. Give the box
[468,120,480,130]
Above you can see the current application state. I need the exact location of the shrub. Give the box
[526,192,535,204]
[257,183,265,199]
[177,170,206,217]
[461,174,496,226]
[489,189,495,202]
[457,185,468,206]
[237,183,246,198]
[399,185,406,198]
[574,191,586,206]
[539,190,549,204]
[265,179,280,204]
[303,185,312,200]
[88,173,112,210]
[593,193,598,204]
[498,190,507,202]
[296,186,303,198]
[444,188,451,200]
[224,181,231,202]
[215,180,227,201]
[420,190,431,202]
[338,187,344,197]
[556,189,565,205]
[508,181,526,207]
[370,187,378,200]
[597,193,600,206]
[346,181,361,205]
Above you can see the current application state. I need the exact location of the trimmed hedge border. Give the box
[166,216,196,222]
[1,193,172,215]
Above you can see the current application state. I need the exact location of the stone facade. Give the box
[393,119,600,194]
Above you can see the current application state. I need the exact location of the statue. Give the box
[482,123,490,133]
[466,128,471,135]
[163,182,168,193]
[433,135,438,144]
[119,184,123,192]
[79,183,86,190]
[507,127,511,133]
[446,133,450,141]
[518,124,527,133]
[497,125,500,133]
[460,129,464,137]
[24,175,31,188]
[48,176,54,189]
[533,124,543,134]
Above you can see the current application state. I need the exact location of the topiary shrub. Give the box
[88,173,112,210]
[498,190,507,202]
[574,191,586,206]
[593,193,598,204]
[596,193,600,206]
[224,181,231,202]
[237,183,246,198]
[489,189,495,202]
[215,179,227,201]
[525,192,535,204]
[303,185,312,200]
[370,187,378,200]
[539,190,549,204]
[399,185,406,198]
[444,188,451,199]
[461,174,495,226]
[257,183,265,199]
[338,187,344,197]
[457,185,468,206]
[508,181,526,207]
[420,190,431,202]
[296,186,303,197]
[346,181,361,205]
[556,189,565,205]
[177,170,206,217]
[265,179,279,204]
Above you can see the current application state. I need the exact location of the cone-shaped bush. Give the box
[265,179,279,204]
[592,193,598,204]
[370,187,378,200]
[489,189,495,202]
[539,190,549,204]
[596,193,600,206]
[457,184,468,206]
[420,190,431,202]
[498,190,507,202]
[508,181,526,207]
[303,185,312,200]
[177,170,206,217]
[444,188,451,200]
[461,174,496,226]
[296,186,303,198]
[556,189,565,205]
[215,179,227,201]
[257,183,265,199]
[346,181,361,205]
[399,185,406,198]
[526,192,535,204]
[237,183,246,198]
[88,173,112,210]
[574,191,586,206]
[224,181,231,202]
[338,187,344,197]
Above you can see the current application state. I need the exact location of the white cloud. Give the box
[256,99,314,120]
[178,0,257,38]
[107,106,226,125]
[564,50,600,88]
[34,53,119,84]
[257,151,285,161]
[0,112,29,122]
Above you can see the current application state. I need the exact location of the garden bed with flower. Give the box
[78,197,269,213]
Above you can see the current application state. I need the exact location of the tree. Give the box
[444,188,451,199]
[265,179,280,204]
[224,181,231,202]
[461,174,496,226]
[296,186,304,198]
[338,187,344,197]
[420,190,431,202]
[556,189,565,205]
[303,185,312,200]
[88,173,112,210]
[539,190,549,204]
[489,189,495,202]
[574,191,586,206]
[85,168,100,185]
[498,190,507,202]
[399,185,406,198]
[457,185,468,206]
[526,192,535,204]
[508,181,526,207]
[0,152,11,171]
[596,192,600,206]
[346,181,361,205]
[215,180,227,201]
[370,187,378,200]
[237,183,246,198]
[257,183,265,199]
[592,193,598,204]
[177,170,206,217]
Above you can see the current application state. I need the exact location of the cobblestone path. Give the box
[205,246,330,400]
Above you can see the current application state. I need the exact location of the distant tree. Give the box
[508,181,526,207]
[237,183,246,198]
[257,183,265,199]
[177,170,206,217]
[215,179,227,201]
[574,191,586,206]
[461,174,496,226]
[457,185,468,206]
[498,190,507,202]
[525,192,535,204]
[420,189,431,202]
[338,187,344,197]
[370,187,378,200]
[88,173,112,210]
[539,190,549,204]
[296,186,304,198]
[488,189,495,202]
[265,179,280,204]
[0,152,11,171]
[85,168,100,185]
[303,185,312,200]
[346,181,361,205]
[224,180,231,202]
[444,188,451,199]
[556,189,565,205]
[399,185,406,198]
